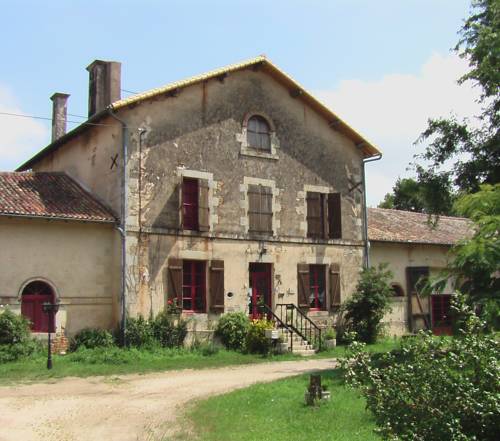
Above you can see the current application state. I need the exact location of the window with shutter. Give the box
[329,263,341,309]
[181,177,210,232]
[247,115,271,151]
[309,265,326,310]
[167,258,183,306]
[209,260,224,312]
[182,260,206,312]
[248,184,273,234]
[306,191,342,239]
[306,192,325,238]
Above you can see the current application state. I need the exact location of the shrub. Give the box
[0,309,31,345]
[0,339,43,363]
[245,319,274,354]
[342,264,393,343]
[340,296,500,441]
[125,315,155,347]
[215,312,250,351]
[151,310,187,348]
[70,328,115,351]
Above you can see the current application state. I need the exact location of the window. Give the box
[167,258,224,313]
[309,265,326,310]
[247,115,271,151]
[248,184,273,234]
[297,263,340,311]
[21,281,55,332]
[306,191,342,239]
[182,260,206,312]
[181,177,209,231]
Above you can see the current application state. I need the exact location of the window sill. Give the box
[240,148,279,161]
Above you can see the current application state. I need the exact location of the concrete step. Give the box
[292,349,316,357]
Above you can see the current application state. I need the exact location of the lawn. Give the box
[0,338,400,385]
[173,369,380,441]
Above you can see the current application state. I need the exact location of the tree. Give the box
[415,0,500,195]
[378,177,455,215]
[342,264,393,344]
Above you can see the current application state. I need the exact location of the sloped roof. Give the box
[0,172,115,223]
[17,56,380,171]
[368,207,472,245]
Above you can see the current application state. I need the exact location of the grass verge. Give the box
[172,369,380,441]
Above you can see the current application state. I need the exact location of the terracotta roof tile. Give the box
[0,172,116,223]
[368,207,472,245]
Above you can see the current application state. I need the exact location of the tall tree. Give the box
[415,0,500,196]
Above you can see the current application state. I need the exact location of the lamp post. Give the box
[42,301,60,370]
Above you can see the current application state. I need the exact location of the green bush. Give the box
[151,310,187,348]
[215,312,250,351]
[0,309,31,345]
[69,346,135,365]
[342,264,393,343]
[340,296,500,441]
[70,328,115,351]
[125,315,155,347]
[245,319,274,354]
[0,339,44,363]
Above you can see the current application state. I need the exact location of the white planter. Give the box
[325,338,336,349]
[277,342,289,353]
[265,329,280,339]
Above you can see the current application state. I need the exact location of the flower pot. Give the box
[265,329,280,339]
[325,338,336,349]
[277,342,289,353]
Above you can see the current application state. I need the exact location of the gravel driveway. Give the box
[0,358,335,441]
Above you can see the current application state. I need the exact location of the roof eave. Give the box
[0,212,116,224]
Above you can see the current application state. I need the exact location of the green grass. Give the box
[0,338,400,385]
[173,369,380,441]
[314,337,400,359]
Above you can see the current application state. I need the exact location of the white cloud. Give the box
[0,85,49,171]
[316,53,482,206]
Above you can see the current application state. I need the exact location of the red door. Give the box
[431,295,453,336]
[21,281,55,332]
[249,263,272,319]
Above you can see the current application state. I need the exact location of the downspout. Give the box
[362,154,382,268]
[108,107,129,345]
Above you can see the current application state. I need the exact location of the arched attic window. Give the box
[247,115,271,151]
[21,281,56,332]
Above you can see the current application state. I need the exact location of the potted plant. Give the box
[324,327,336,349]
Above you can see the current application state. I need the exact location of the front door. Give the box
[249,263,272,319]
[431,294,453,335]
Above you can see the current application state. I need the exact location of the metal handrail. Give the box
[275,303,322,350]
[259,304,294,352]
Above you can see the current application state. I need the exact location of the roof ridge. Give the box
[368,206,469,221]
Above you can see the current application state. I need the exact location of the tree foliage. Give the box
[341,296,500,441]
[342,264,393,344]
[415,0,499,195]
[379,177,455,215]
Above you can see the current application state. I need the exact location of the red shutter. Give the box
[209,260,225,312]
[329,263,341,309]
[198,179,210,232]
[167,258,183,304]
[328,193,342,239]
[297,264,310,308]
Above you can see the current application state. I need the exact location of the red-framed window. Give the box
[182,178,199,231]
[182,260,206,312]
[309,265,326,310]
[21,281,55,332]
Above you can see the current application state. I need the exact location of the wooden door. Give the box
[431,295,453,335]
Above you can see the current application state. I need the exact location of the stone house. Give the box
[369,207,472,336]
[2,56,382,343]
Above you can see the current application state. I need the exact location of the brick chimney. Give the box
[50,93,70,142]
[86,60,121,117]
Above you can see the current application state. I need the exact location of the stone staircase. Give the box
[288,333,316,357]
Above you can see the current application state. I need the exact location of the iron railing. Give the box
[275,303,322,350]
[259,304,295,351]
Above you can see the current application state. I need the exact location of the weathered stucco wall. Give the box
[370,241,453,335]
[32,118,122,216]
[115,67,366,321]
[0,217,120,336]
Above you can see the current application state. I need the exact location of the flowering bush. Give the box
[245,319,274,354]
[340,295,500,440]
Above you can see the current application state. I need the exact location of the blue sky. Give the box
[0,0,477,205]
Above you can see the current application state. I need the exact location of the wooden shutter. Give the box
[209,260,225,312]
[177,181,183,230]
[248,184,261,232]
[306,192,323,238]
[297,264,310,308]
[167,258,182,303]
[261,186,273,233]
[328,193,342,239]
[329,263,341,309]
[198,179,210,231]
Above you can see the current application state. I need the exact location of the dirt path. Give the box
[0,358,336,441]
